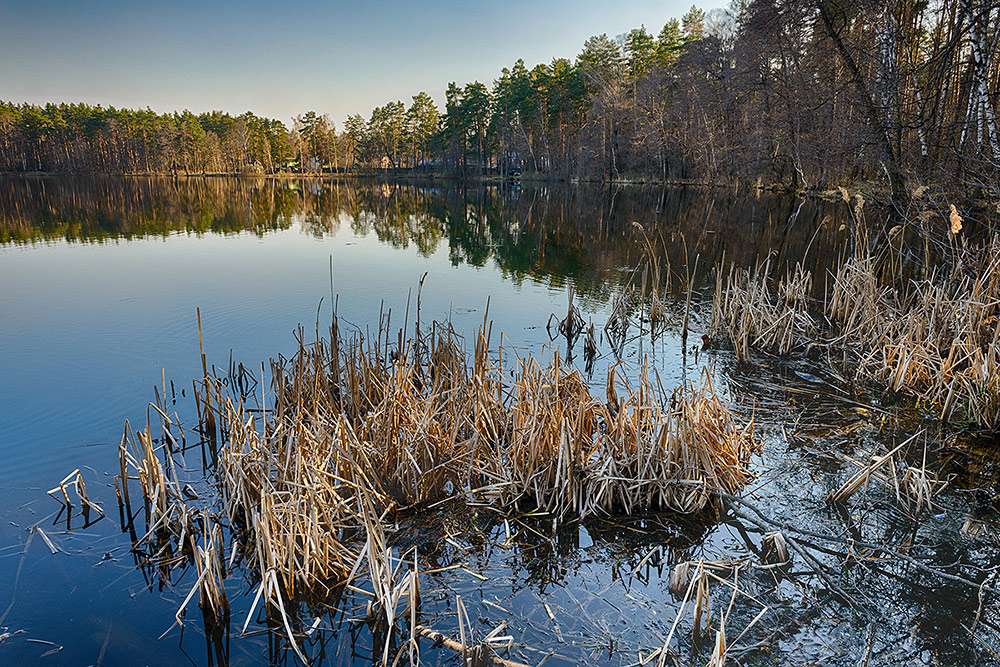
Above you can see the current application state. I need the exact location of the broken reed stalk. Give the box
[354,496,420,666]
[682,250,699,345]
[549,283,585,343]
[47,468,105,530]
[193,518,229,623]
[583,321,598,371]
[197,307,217,445]
[654,558,768,667]
[632,221,671,327]
[604,284,637,347]
[414,625,532,667]
[829,434,917,504]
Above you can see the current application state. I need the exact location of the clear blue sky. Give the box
[1,0,724,126]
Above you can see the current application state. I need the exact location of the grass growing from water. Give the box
[115,304,757,664]
[710,228,1000,430]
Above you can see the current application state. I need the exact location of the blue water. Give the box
[0,177,994,666]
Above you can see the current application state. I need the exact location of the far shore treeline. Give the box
[2,1,999,198]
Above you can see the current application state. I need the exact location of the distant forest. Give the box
[2,1,999,198]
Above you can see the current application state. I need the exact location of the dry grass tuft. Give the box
[709,261,816,361]
[116,303,757,655]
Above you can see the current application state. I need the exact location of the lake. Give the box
[0,176,996,666]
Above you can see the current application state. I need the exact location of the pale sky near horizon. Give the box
[1,0,725,127]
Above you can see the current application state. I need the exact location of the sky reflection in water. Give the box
[0,177,995,666]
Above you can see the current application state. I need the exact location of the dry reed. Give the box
[484,357,756,519]
[652,558,768,667]
[116,301,758,663]
[48,468,104,518]
[829,236,1000,428]
[830,432,947,513]
[709,261,816,361]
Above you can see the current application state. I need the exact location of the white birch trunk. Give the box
[960,0,1000,157]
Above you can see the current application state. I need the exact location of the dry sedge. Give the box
[116,307,757,663]
[711,233,1000,430]
[483,356,756,519]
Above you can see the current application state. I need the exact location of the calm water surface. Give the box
[0,177,996,666]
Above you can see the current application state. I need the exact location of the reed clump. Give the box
[484,354,756,517]
[209,318,506,601]
[828,236,1000,429]
[709,228,1000,429]
[494,351,602,517]
[593,366,756,515]
[825,252,893,346]
[484,357,757,518]
[709,261,817,361]
[118,305,757,621]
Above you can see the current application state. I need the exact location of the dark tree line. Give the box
[0,103,293,174]
[3,1,999,194]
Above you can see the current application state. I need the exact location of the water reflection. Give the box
[2,176,997,666]
[0,176,851,301]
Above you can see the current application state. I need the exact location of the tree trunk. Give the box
[817,0,906,202]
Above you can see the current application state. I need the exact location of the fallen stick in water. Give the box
[415,624,533,667]
[718,491,1000,597]
[829,432,919,503]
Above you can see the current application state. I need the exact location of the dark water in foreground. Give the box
[0,176,997,666]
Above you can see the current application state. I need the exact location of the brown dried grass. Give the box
[117,305,757,621]
[709,260,816,361]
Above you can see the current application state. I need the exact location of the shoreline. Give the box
[0,170,881,200]
[5,171,990,212]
